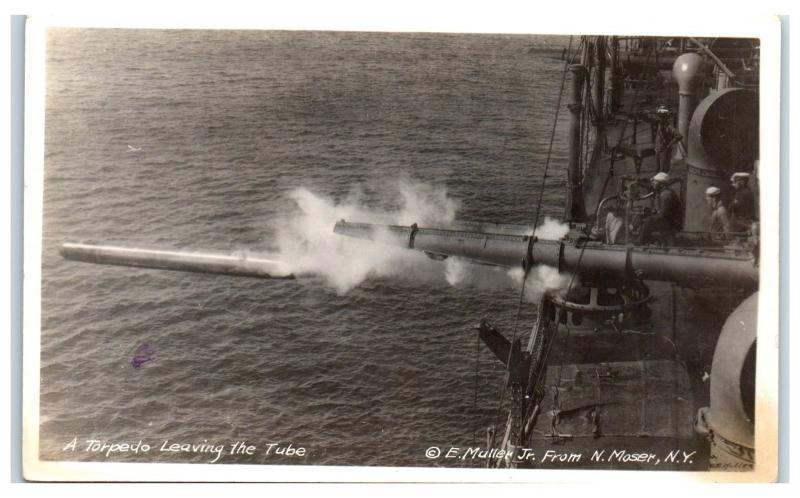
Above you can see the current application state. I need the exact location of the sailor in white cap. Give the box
[652,171,670,183]
[729,172,756,230]
[730,172,749,181]
[639,172,683,244]
[705,186,732,233]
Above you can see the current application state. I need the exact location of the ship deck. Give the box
[522,280,743,470]
[519,81,743,470]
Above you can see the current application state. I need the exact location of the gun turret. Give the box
[333,220,758,289]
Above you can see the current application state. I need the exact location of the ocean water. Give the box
[39,28,572,467]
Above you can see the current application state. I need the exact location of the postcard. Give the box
[21,13,782,482]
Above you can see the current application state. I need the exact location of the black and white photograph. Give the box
[21,16,781,482]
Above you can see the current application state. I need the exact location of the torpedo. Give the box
[59,243,295,279]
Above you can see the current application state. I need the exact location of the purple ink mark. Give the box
[132,343,156,369]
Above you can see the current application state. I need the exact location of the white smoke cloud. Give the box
[276,181,574,297]
[533,216,571,240]
[395,178,460,227]
[508,265,575,302]
[276,180,458,294]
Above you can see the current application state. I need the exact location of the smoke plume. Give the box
[534,216,571,240]
[276,180,457,294]
[276,180,574,297]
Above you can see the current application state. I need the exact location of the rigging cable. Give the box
[524,40,657,438]
[486,35,577,458]
[471,320,481,446]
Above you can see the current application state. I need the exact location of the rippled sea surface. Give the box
[40,29,571,467]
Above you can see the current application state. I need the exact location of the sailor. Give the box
[748,221,760,265]
[705,186,732,233]
[729,172,756,231]
[603,199,626,244]
[653,105,680,172]
[591,199,626,244]
[638,172,682,245]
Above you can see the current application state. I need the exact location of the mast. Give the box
[605,35,619,115]
[565,62,587,223]
[593,36,606,125]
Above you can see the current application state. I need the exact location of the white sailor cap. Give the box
[730,172,750,181]
[651,172,670,183]
[705,186,721,196]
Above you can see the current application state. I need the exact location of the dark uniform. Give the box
[639,187,682,244]
[730,185,756,231]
